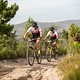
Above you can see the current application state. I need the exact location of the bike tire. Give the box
[27,46,34,66]
[46,47,52,62]
[52,48,58,60]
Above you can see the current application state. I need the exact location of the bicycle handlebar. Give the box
[23,38,37,42]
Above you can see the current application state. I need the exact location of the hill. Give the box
[14,20,80,39]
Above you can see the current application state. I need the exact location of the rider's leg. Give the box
[52,41,57,59]
[36,38,40,54]
[52,41,57,49]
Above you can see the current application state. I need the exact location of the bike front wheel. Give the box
[46,47,52,62]
[27,46,35,66]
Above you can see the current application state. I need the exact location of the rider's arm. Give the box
[54,31,59,39]
[23,27,32,38]
[24,32,29,39]
[44,31,50,40]
[44,36,47,40]
[39,28,43,38]
[40,30,43,38]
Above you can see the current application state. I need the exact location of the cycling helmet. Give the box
[50,27,54,32]
[32,22,37,27]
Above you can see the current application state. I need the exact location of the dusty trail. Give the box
[0,58,63,80]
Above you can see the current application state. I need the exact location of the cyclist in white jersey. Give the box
[44,27,58,47]
[24,22,43,44]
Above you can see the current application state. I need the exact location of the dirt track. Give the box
[0,58,63,80]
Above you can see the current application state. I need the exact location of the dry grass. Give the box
[58,54,80,80]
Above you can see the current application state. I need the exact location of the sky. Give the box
[9,0,80,24]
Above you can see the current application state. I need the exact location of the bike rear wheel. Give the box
[27,46,34,66]
[53,51,58,60]
[46,47,52,62]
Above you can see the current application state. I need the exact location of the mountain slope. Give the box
[14,20,80,38]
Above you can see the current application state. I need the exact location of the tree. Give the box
[0,0,19,36]
[67,23,80,54]
[0,0,19,59]
[68,23,80,42]
[62,29,68,39]
[25,17,34,32]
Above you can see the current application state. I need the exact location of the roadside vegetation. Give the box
[0,0,19,59]
[58,23,80,80]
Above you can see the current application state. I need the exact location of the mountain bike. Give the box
[46,40,57,62]
[25,38,42,66]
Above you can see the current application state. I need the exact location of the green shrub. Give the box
[61,29,68,40]
[3,47,10,59]
[58,24,80,80]
[68,24,80,55]
[0,47,10,59]
[16,40,27,58]
[0,47,18,59]
[67,41,80,55]
[73,41,80,54]
[57,47,67,56]
[9,49,17,59]
[56,39,67,56]
[0,34,18,60]
[0,51,4,60]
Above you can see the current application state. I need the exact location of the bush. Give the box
[57,47,67,56]
[58,24,80,80]
[0,51,4,60]
[73,41,80,54]
[9,49,18,59]
[56,39,67,56]
[58,54,80,80]
[3,47,11,59]
[67,41,80,55]
[0,34,18,60]
[16,40,27,58]
[0,47,18,59]
[62,29,68,40]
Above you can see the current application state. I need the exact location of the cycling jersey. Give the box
[46,31,58,42]
[27,26,42,39]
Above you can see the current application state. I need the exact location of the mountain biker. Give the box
[44,27,58,48]
[24,22,43,50]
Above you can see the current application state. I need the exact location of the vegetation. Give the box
[0,0,19,36]
[0,34,18,59]
[0,0,19,59]
[68,24,80,54]
[25,17,34,32]
[58,54,80,80]
[62,29,68,40]
[16,40,27,58]
[58,24,80,80]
